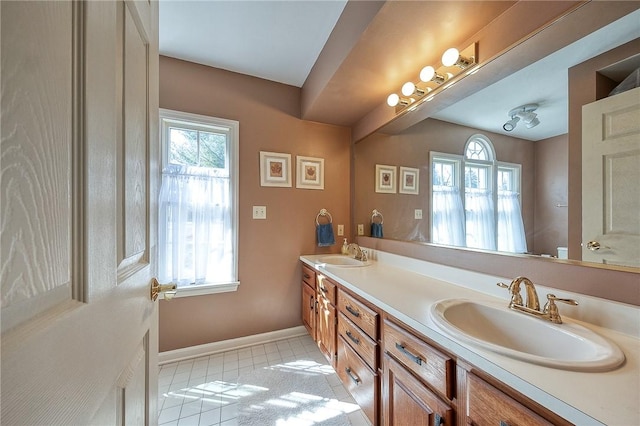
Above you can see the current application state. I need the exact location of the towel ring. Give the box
[316,208,333,225]
[372,209,384,224]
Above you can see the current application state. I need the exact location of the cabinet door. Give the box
[317,295,336,364]
[337,337,379,425]
[302,282,316,338]
[383,355,454,426]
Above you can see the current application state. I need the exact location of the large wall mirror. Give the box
[354,6,640,272]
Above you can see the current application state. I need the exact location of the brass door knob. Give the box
[150,278,177,301]
[586,240,610,251]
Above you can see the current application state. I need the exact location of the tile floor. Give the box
[158,334,370,426]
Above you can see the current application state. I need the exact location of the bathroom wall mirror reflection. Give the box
[354,5,640,271]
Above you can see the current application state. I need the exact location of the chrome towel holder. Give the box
[316,208,333,225]
[372,209,384,224]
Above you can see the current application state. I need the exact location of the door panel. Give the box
[1,1,160,424]
[582,86,640,267]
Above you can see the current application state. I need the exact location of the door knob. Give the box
[586,240,610,251]
[150,278,177,301]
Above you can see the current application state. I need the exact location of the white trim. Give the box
[158,326,308,365]
[158,281,240,300]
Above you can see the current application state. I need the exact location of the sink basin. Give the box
[316,255,371,267]
[430,299,625,371]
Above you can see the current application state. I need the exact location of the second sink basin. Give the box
[429,299,625,371]
[316,255,371,267]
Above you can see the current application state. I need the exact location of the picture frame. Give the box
[296,156,324,190]
[375,164,397,193]
[260,151,292,187]
[399,166,420,195]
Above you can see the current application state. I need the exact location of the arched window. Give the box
[430,134,527,253]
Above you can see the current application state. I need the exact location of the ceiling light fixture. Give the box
[386,43,478,113]
[503,104,540,131]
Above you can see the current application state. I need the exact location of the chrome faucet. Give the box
[497,276,578,324]
[347,243,368,262]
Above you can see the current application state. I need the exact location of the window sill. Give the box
[159,281,240,299]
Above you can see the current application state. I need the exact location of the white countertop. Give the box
[300,250,640,426]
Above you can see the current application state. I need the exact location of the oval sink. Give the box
[430,299,625,371]
[316,255,371,267]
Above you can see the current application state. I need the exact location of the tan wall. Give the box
[533,134,568,256]
[158,56,351,352]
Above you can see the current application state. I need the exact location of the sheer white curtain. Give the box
[158,165,233,286]
[465,188,496,250]
[497,190,527,253]
[432,186,466,247]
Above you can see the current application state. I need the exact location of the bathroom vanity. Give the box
[300,250,639,426]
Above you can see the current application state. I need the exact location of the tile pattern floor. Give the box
[158,334,370,426]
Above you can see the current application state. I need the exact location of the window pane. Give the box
[466,140,487,160]
[433,161,455,186]
[199,131,227,169]
[465,165,489,189]
[169,127,198,166]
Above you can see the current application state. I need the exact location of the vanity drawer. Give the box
[316,274,336,305]
[301,263,315,287]
[338,290,378,340]
[383,319,455,401]
[338,312,377,369]
[337,336,378,425]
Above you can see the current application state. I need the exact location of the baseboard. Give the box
[158,325,308,365]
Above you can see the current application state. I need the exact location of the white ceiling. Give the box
[159,2,640,139]
[159,0,346,87]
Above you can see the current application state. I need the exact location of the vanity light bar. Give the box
[387,42,478,114]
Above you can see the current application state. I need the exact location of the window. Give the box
[430,134,527,253]
[158,109,239,297]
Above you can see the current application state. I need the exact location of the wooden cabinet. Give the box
[316,275,337,364]
[337,288,380,425]
[301,278,315,338]
[382,318,456,426]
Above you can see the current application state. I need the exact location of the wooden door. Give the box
[1,1,160,424]
[317,295,337,364]
[302,281,316,338]
[582,86,640,268]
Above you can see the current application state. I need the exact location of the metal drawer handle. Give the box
[319,285,327,294]
[345,330,360,345]
[434,413,443,426]
[310,296,314,310]
[345,367,361,385]
[499,421,509,426]
[303,273,311,279]
[395,342,423,366]
[345,305,360,317]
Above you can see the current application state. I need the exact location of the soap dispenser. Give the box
[341,238,349,255]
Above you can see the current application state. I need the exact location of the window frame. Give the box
[158,108,240,298]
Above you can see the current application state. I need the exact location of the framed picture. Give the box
[399,166,420,195]
[296,156,324,190]
[260,151,291,187]
[375,164,397,193]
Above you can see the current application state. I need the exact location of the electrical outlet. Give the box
[252,205,267,219]
[337,224,344,236]
[414,209,423,219]
[357,224,364,235]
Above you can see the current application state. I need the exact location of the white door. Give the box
[1,1,160,424]
[582,86,640,268]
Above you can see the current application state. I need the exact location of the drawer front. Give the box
[301,263,315,287]
[337,337,378,425]
[467,373,554,426]
[338,290,378,340]
[338,312,377,369]
[317,274,336,305]
[383,319,454,400]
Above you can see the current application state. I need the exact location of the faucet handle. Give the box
[544,294,578,324]
[497,282,523,306]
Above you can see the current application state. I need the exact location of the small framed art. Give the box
[375,164,397,193]
[260,151,291,187]
[296,156,324,190]
[399,166,419,195]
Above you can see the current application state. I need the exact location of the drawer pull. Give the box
[310,296,314,310]
[499,422,509,426]
[319,285,327,294]
[345,330,360,345]
[434,413,443,426]
[345,305,361,317]
[395,342,423,366]
[303,273,311,279]
[345,367,361,385]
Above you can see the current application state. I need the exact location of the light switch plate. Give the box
[357,224,364,235]
[337,224,344,236]
[414,209,423,219]
[253,206,267,219]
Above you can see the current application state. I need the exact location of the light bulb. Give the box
[419,66,435,82]
[401,82,416,96]
[442,48,460,67]
[387,93,400,107]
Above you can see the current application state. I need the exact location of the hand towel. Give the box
[316,223,335,247]
[371,222,384,238]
